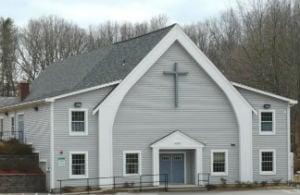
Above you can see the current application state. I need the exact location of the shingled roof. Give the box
[23,24,176,103]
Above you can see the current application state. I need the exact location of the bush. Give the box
[272,179,282,186]
[0,139,33,155]
[260,181,268,187]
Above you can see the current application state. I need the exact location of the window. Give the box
[259,110,275,135]
[11,116,15,135]
[0,117,3,137]
[69,152,88,178]
[260,150,276,175]
[18,114,24,132]
[123,151,141,176]
[69,109,88,135]
[211,150,228,176]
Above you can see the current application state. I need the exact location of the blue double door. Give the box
[159,153,184,184]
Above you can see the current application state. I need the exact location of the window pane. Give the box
[72,122,85,132]
[261,152,273,172]
[126,153,139,174]
[261,122,273,132]
[72,154,85,175]
[261,112,272,121]
[213,152,225,173]
[18,114,24,132]
[72,111,84,121]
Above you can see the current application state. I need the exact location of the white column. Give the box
[98,107,113,187]
[239,108,253,182]
[195,147,203,185]
[152,147,159,186]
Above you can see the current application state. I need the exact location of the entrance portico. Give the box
[151,131,205,186]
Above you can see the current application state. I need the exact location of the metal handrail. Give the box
[198,172,210,188]
[57,173,168,194]
[0,130,25,143]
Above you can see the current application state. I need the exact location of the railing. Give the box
[0,131,25,143]
[198,173,210,189]
[57,174,168,194]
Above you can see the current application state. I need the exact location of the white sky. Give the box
[0,0,241,28]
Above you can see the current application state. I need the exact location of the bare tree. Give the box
[0,17,17,96]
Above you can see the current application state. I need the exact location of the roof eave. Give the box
[232,82,298,105]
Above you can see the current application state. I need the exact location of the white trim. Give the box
[0,99,45,111]
[45,80,121,102]
[259,149,276,175]
[69,108,88,136]
[232,82,298,105]
[69,151,89,179]
[50,102,54,190]
[95,24,254,182]
[160,151,187,184]
[210,149,228,176]
[259,109,276,135]
[287,105,292,180]
[122,150,142,176]
[151,131,205,149]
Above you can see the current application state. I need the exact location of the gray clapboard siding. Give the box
[53,86,114,188]
[113,41,239,184]
[237,88,289,182]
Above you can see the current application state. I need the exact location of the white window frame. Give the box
[211,149,228,176]
[69,108,88,136]
[259,109,276,135]
[259,149,276,175]
[69,151,89,179]
[123,150,142,176]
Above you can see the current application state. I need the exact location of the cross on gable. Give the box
[163,63,188,107]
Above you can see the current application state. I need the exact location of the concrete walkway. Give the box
[116,189,300,195]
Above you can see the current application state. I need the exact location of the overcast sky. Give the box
[0,0,241,28]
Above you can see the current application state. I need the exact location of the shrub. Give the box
[261,181,268,187]
[0,139,33,155]
[272,179,282,186]
[235,181,242,188]
[206,184,217,191]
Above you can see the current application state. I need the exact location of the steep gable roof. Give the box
[24,24,176,102]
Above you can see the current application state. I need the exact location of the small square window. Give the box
[69,109,88,135]
[211,150,227,176]
[70,152,88,178]
[260,150,276,175]
[124,151,141,176]
[259,110,275,135]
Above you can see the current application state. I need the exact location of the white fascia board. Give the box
[45,80,121,102]
[96,24,254,181]
[232,82,298,105]
[0,99,45,111]
[46,80,121,102]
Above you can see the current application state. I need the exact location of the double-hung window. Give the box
[259,110,275,135]
[211,150,228,176]
[123,151,141,176]
[69,151,88,178]
[69,109,88,135]
[260,149,276,175]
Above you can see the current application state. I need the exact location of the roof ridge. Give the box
[113,23,177,45]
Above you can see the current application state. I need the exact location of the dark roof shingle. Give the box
[24,24,175,102]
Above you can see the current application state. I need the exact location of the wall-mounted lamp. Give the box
[263,104,271,109]
[5,112,8,116]
[74,102,82,108]
[230,143,236,147]
[34,106,39,111]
